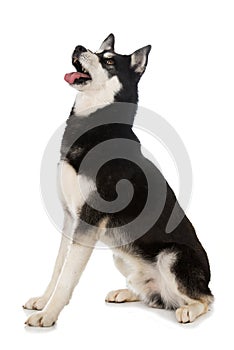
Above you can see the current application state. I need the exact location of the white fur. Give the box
[156,250,185,308]
[69,50,122,116]
[109,249,210,322]
[105,289,139,303]
[95,49,104,54]
[26,161,98,326]
[24,37,208,326]
[24,211,75,310]
[24,161,102,325]
[23,232,71,310]
[176,302,208,323]
[103,52,115,58]
[57,160,95,218]
[25,241,95,327]
[111,249,187,308]
[73,76,122,116]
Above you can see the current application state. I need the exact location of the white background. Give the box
[0,0,234,348]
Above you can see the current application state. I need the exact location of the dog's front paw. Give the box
[23,296,47,310]
[25,311,57,327]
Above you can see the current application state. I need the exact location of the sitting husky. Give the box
[24,34,213,327]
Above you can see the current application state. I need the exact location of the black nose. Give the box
[74,45,87,54]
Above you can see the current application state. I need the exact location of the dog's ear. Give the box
[130,45,151,75]
[98,33,115,52]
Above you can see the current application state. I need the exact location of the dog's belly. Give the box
[57,160,95,218]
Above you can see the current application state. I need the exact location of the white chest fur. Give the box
[73,76,122,116]
[57,160,95,218]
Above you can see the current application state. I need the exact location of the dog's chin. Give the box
[72,80,92,91]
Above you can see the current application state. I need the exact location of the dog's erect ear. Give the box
[130,45,152,75]
[98,33,115,52]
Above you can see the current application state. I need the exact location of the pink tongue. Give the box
[64,72,90,84]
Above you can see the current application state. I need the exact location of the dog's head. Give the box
[64,34,151,102]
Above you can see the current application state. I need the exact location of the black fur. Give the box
[147,292,165,309]
[97,51,139,103]
[61,41,213,306]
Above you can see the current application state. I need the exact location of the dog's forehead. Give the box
[103,52,115,58]
[94,51,127,61]
[95,50,116,57]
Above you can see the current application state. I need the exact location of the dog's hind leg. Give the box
[105,254,140,303]
[23,211,73,311]
[171,245,214,323]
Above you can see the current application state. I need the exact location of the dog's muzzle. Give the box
[64,45,92,85]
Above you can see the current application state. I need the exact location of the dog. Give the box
[24,34,213,326]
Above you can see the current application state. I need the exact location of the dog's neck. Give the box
[73,76,122,117]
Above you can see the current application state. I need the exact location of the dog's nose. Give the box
[74,45,87,54]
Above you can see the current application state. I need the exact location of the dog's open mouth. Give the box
[64,59,92,85]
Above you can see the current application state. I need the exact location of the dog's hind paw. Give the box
[23,296,47,311]
[105,289,139,303]
[176,302,208,323]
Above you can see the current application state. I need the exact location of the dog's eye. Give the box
[105,59,115,65]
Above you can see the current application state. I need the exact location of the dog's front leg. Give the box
[25,239,94,327]
[23,211,73,310]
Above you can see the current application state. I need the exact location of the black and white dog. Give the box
[24,34,213,326]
